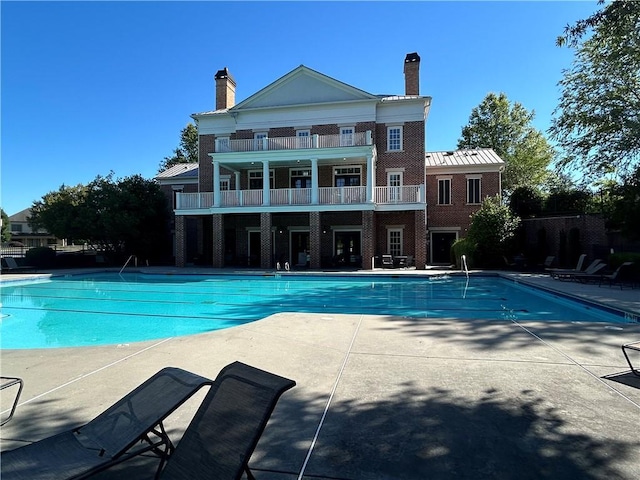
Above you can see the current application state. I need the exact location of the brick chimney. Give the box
[214,67,236,110]
[403,52,420,96]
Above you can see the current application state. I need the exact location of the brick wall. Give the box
[260,212,272,268]
[426,171,501,235]
[375,121,425,187]
[175,215,185,267]
[199,134,215,191]
[212,214,224,267]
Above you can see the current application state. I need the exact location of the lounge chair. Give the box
[622,341,640,377]
[157,361,296,480]
[599,262,635,289]
[547,253,587,279]
[569,261,607,282]
[1,367,213,480]
[2,257,36,273]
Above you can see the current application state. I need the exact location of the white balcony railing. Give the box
[176,185,424,211]
[216,131,372,153]
[375,185,424,204]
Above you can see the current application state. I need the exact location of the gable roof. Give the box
[232,65,380,111]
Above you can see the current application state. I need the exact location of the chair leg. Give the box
[622,343,640,377]
[245,465,256,480]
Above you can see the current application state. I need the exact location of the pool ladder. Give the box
[119,255,137,275]
[461,255,469,278]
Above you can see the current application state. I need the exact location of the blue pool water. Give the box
[0,273,631,349]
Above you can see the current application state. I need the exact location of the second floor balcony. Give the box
[176,185,425,213]
[216,131,373,154]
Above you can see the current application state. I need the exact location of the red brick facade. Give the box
[163,57,503,269]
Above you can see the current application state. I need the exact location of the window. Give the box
[217,136,230,153]
[290,169,311,188]
[220,176,230,191]
[388,171,403,202]
[11,223,23,233]
[438,178,451,205]
[171,188,183,209]
[334,166,361,187]
[340,126,355,146]
[296,129,311,149]
[254,132,268,150]
[248,169,274,189]
[388,228,403,256]
[387,126,403,151]
[467,177,481,204]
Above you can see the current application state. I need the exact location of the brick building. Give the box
[159,53,504,269]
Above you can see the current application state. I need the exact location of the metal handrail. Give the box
[119,255,136,275]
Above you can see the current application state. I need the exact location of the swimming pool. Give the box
[0,273,631,349]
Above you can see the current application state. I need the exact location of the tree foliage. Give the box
[606,165,640,240]
[550,0,640,179]
[29,174,171,259]
[509,186,544,218]
[1,209,10,243]
[159,122,198,172]
[457,93,555,195]
[467,195,521,267]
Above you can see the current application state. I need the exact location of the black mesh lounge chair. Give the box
[1,367,213,480]
[157,361,296,480]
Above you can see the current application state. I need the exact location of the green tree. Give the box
[550,0,640,179]
[30,174,170,259]
[509,185,544,218]
[1,209,10,243]
[467,195,521,268]
[607,165,640,240]
[159,122,198,172]
[457,93,555,195]
[29,184,88,243]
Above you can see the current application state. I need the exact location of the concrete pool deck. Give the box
[1,268,640,479]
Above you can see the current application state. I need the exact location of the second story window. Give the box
[334,166,361,187]
[296,129,311,149]
[467,177,481,204]
[438,178,451,205]
[254,132,268,150]
[387,126,403,151]
[290,169,311,188]
[248,169,274,189]
[340,126,355,146]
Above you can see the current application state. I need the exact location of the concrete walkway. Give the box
[1,269,640,479]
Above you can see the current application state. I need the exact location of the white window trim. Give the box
[437,176,452,205]
[387,125,403,152]
[386,226,404,256]
[466,175,482,205]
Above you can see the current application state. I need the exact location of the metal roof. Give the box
[155,163,199,180]
[425,149,505,168]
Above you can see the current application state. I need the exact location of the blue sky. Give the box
[1,1,599,216]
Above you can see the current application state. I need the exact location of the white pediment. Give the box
[232,66,378,110]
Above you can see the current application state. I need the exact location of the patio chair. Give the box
[622,341,640,377]
[2,257,36,273]
[157,361,296,480]
[381,254,394,268]
[547,253,587,279]
[0,367,213,480]
[569,260,607,282]
[599,262,635,289]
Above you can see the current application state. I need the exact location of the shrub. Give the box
[451,238,476,269]
[468,195,521,268]
[25,246,56,268]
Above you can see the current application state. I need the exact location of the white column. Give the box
[234,171,240,190]
[262,160,270,206]
[311,158,319,204]
[366,154,375,203]
[212,160,221,207]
